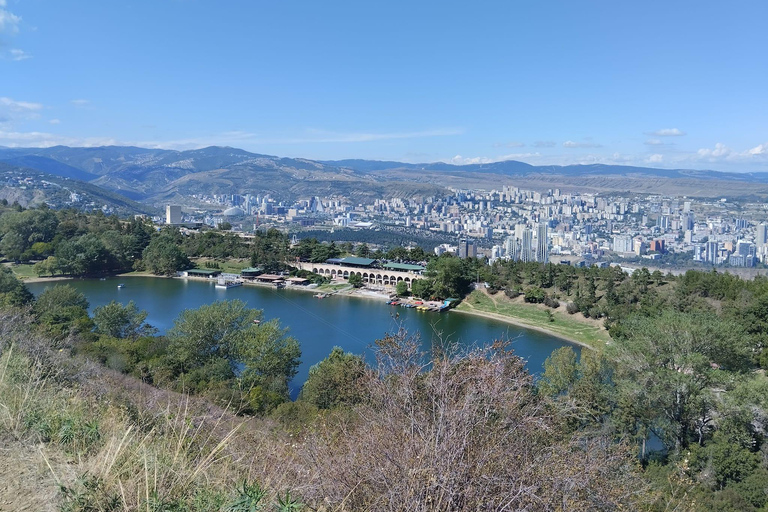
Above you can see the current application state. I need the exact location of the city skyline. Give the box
[0,1,766,172]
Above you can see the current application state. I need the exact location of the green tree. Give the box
[609,310,752,452]
[236,319,301,413]
[410,278,432,299]
[348,273,363,288]
[93,300,155,339]
[0,266,33,307]
[142,235,191,276]
[33,284,92,343]
[538,346,578,396]
[300,346,367,409]
[166,300,260,375]
[395,280,408,296]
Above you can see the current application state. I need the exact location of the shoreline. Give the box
[22,272,591,347]
[450,306,594,349]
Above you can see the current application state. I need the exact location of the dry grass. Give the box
[0,310,647,511]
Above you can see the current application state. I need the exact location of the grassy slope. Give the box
[455,289,611,349]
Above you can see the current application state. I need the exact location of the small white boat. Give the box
[215,278,242,289]
[117,283,125,289]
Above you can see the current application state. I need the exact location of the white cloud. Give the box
[0,97,43,126]
[0,97,43,112]
[300,127,463,143]
[493,141,526,148]
[646,128,686,137]
[8,48,31,61]
[0,130,117,148]
[0,4,20,35]
[532,141,556,148]
[748,143,767,156]
[697,142,732,159]
[48,119,61,125]
[644,139,665,146]
[648,154,663,163]
[70,99,91,107]
[563,140,602,148]
[448,153,541,165]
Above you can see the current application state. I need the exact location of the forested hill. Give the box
[3,145,768,203]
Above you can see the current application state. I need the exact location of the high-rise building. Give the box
[166,205,182,224]
[458,239,477,259]
[706,241,719,264]
[521,228,534,262]
[536,222,549,263]
[757,223,768,247]
[613,235,633,254]
[505,235,519,260]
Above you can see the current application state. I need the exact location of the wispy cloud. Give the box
[0,97,43,112]
[648,154,663,163]
[7,48,31,60]
[448,153,541,165]
[0,1,21,35]
[492,141,526,148]
[646,128,686,137]
[0,130,118,148]
[70,99,91,107]
[532,141,556,148]
[644,138,671,146]
[563,140,602,148]
[48,119,61,125]
[299,127,464,143]
[0,97,43,125]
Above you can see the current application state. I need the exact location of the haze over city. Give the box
[1,0,767,171]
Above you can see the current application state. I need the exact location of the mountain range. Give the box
[1,145,768,207]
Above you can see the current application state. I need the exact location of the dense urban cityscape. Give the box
[165,185,768,269]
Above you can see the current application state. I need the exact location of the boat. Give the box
[117,283,125,289]
[215,279,242,289]
[314,293,329,299]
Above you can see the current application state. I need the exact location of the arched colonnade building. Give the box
[295,259,424,289]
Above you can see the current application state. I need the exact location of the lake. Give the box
[27,276,579,395]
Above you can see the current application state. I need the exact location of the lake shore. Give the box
[451,306,592,349]
[454,289,610,349]
[20,270,595,348]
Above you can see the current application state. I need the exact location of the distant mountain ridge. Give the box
[2,145,768,204]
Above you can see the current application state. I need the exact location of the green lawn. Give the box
[5,262,38,280]
[455,290,610,349]
[190,258,251,274]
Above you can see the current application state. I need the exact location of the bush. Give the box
[566,302,580,315]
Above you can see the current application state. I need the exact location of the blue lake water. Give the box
[27,276,579,395]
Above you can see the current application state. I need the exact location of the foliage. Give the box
[299,347,367,409]
[92,300,155,339]
[0,265,34,307]
[33,284,92,343]
[347,272,363,288]
[142,230,191,276]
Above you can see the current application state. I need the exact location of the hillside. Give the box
[2,145,768,205]
[0,162,155,215]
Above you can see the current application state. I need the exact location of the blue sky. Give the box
[1,0,767,171]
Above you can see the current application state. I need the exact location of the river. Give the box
[27,276,579,395]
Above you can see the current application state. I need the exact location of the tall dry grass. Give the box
[0,311,647,511]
